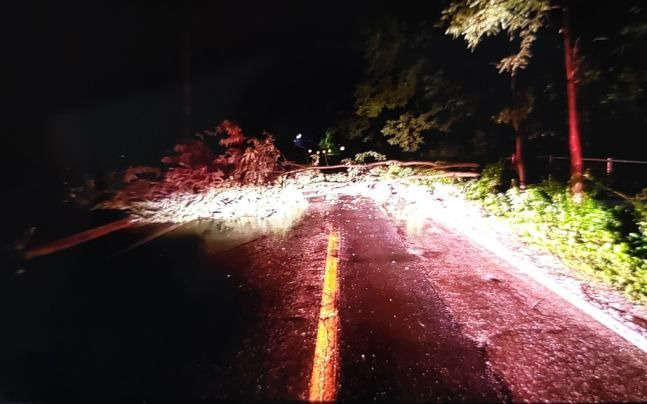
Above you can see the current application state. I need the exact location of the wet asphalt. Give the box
[334,196,508,402]
[0,195,644,402]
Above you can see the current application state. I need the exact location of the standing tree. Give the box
[442,0,584,200]
[493,85,535,188]
[348,20,475,154]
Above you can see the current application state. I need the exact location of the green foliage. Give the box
[353,151,387,163]
[354,21,419,120]
[354,66,472,152]
[461,175,647,301]
[493,88,535,129]
[620,6,647,42]
[380,112,436,152]
[345,20,476,153]
[318,130,337,153]
[441,0,551,74]
[383,164,416,179]
[463,162,504,200]
[373,70,473,152]
[355,63,423,118]
[420,71,472,131]
[634,189,647,257]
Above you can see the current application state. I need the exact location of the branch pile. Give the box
[97,120,299,222]
[94,119,478,224]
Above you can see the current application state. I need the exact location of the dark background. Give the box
[2,1,368,175]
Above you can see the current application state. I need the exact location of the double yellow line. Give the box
[308,229,341,402]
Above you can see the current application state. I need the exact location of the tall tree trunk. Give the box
[510,76,527,189]
[562,6,584,201]
[513,122,526,189]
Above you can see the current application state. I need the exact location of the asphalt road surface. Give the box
[1,194,646,402]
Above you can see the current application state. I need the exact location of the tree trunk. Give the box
[513,123,526,189]
[562,6,584,201]
[510,76,527,189]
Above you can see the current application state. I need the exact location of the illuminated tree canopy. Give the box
[345,20,476,154]
[380,112,435,152]
[354,63,422,119]
[442,0,552,74]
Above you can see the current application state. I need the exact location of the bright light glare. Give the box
[308,149,312,153]
[296,133,302,139]
[327,149,332,153]
[339,146,345,151]
[128,186,308,229]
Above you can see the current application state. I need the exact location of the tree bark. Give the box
[513,127,526,189]
[282,160,479,176]
[25,218,134,259]
[510,76,527,189]
[562,6,584,201]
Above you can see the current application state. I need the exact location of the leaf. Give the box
[441,0,551,75]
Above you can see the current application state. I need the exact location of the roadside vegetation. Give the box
[380,162,647,302]
[463,165,647,301]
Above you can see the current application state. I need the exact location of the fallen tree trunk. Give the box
[115,221,192,255]
[398,172,480,180]
[282,160,479,177]
[25,217,134,260]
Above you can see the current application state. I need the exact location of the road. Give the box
[1,194,646,402]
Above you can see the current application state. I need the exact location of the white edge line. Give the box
[432,210,647,354]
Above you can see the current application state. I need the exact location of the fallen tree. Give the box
[27,125,480,258]
[24,218,134,260]
[98,120,288,212]
[93,120,479,222]
[280,161,479,177]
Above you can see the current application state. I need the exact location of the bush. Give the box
[354,151,387,163]
[632,191,647,258]
[384,164,415,178]
[462,162,503,200]
[460,172,647,301]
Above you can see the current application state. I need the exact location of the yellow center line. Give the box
[308,229,341,402]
